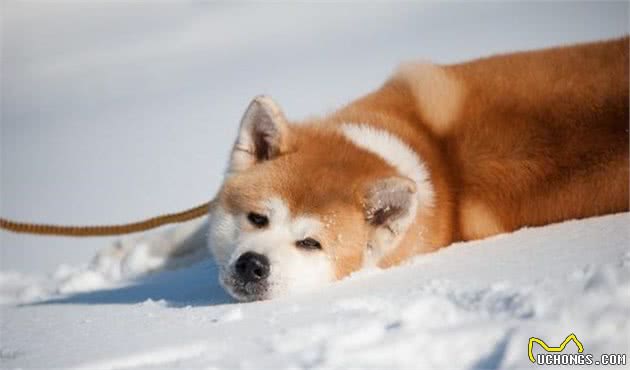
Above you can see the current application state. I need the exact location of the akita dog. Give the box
[115,37,628,302]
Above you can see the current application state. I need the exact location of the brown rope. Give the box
[0,201,212,237]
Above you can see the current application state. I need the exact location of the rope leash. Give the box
[0,201,212,237]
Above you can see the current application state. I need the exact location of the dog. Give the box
[111,37,628,302]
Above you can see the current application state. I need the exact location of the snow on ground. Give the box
[1,214,628,369]
[1,2,629,370]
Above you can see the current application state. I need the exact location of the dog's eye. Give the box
[296,238,322,250]
[247,212,269,228]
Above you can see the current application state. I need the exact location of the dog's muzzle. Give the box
[221,251,271,301]
[235,251,270,282]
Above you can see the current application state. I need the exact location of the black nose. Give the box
[235,252,270,282]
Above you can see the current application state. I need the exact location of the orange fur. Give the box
[219,37,629,279]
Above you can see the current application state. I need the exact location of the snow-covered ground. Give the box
[1,2,628,369]
[2,214,629,369]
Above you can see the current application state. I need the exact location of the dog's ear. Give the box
[362,176,417,234]
[228,96,289,174]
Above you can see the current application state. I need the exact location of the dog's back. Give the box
[337,37,629,244]
[449,37,629,239]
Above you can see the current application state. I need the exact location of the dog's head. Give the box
[208,96,434,301]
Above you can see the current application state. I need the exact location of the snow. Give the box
[1,2,629,370]
[2,213,629,369]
